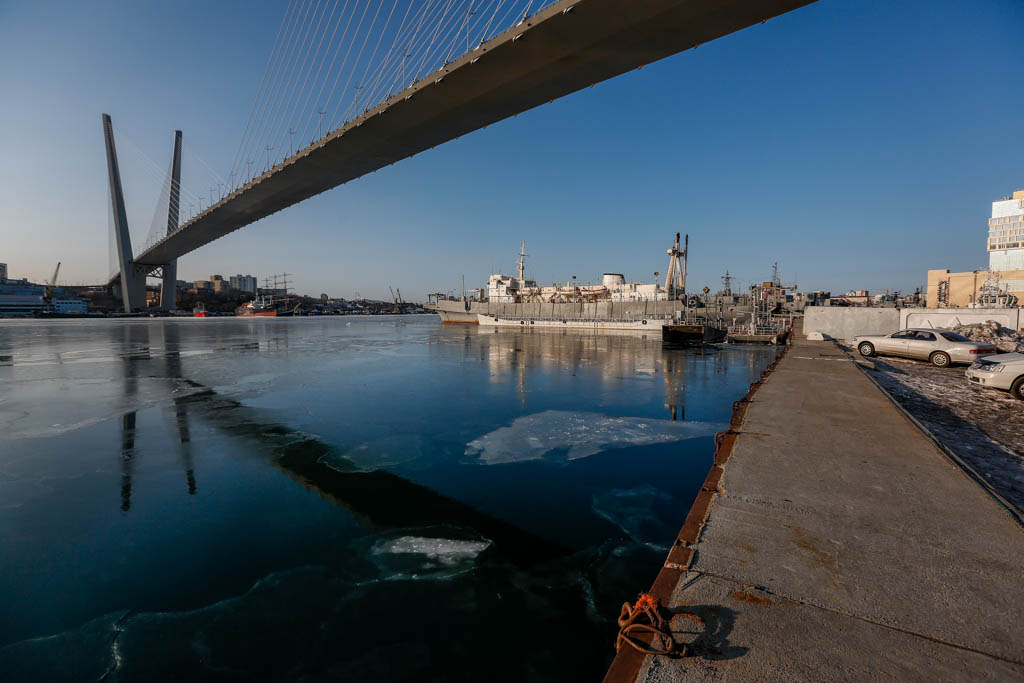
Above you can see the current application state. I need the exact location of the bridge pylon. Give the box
[160,130,183,311]
[102,113,145,313]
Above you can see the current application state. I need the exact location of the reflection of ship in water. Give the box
[108,323,562,563]
[435,325,711,421]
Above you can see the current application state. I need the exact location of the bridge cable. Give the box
[240,0,316,182]
[376,0,443,102]
[297,0,362,145]
[234,0,306,186]
[278,0,352,158]
[364,0,426,107]
[342,0,400,124]
[418,2,477,84]
[345,0,414,125]
[330,0,389,128]
[267,0,334,166]
[257,0,325,171]
[322,0,378,129]
[411,0,456,87]
[228,0,298,188]
[384,0,444,99]
[293,0,355,147]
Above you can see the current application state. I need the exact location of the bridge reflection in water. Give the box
[0,318,781,682]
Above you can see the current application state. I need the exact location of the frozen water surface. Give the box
[0,317,780,681]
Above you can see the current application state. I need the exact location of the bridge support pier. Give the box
[102,113,146,313]
[160,130,183,311]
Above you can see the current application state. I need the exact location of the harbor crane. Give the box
[389,287,406,314]
[44,262,61,300]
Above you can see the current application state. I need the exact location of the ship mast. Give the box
[664,232,687,299]
[516,240,527,281]
[681,234,688,299]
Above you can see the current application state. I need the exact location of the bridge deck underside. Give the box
[126,0,813,275]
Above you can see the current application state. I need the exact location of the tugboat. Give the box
[193,304,207,318]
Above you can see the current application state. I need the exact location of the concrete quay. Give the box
[607,333,1024,681]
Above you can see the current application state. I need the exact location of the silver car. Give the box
[965,353,1024,399]
[853,328,998,367]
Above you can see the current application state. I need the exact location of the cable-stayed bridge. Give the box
[105,0,815,311]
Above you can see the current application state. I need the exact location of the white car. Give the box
[965,353,1024,400]
[854,328,998,367]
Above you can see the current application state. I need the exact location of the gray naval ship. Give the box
[428,236,697,330]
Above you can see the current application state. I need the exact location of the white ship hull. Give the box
[476,313,669,331]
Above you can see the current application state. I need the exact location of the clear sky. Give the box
[1,0,1022,300]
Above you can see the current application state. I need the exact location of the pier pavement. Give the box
[611,333,1024,681]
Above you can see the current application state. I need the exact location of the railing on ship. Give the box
[727,316,793,335]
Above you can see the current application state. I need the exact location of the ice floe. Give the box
[368,532,492,580]
[466,410,722,465]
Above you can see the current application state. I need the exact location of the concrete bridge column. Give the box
[102,113,146,313]
[160,130,182,311]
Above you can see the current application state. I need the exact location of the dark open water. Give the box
[0,316,778,682]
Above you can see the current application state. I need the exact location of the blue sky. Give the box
[1,0,1022,300]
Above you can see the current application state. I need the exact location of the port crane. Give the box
[389,286,406,314]
[44,262,61,301]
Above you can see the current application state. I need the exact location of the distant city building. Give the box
[193,280,212,291]
[0,263,6,282]
[230,274,258,294]
[988,189,1024,271]
[834,290,872,306]
[209,274,228,294]
[0,278,45,316]
[927,268,1024,308]
[52,299,87,315]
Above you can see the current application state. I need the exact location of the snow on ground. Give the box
[845,347,1024,513]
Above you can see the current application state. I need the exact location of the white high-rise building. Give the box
[229,274,258,294]
[988,189,1024,271]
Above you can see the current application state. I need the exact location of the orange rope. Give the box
[615,593,682,656]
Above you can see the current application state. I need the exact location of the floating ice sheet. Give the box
[466,410,722,465]
[368,532,492,580]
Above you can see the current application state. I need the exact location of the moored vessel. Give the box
[431,235,699,327]
[236,296,278,317]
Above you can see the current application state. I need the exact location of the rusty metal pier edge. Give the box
[602,341,792,683]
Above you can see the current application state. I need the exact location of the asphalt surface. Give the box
[858,351,1024,513]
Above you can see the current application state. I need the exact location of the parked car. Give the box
[965,353,1024,399]
[853,328,998,367]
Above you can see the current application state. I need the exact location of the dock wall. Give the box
[803,307,900,340]
[804,306,1024,340]
[901,307,1022,330]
